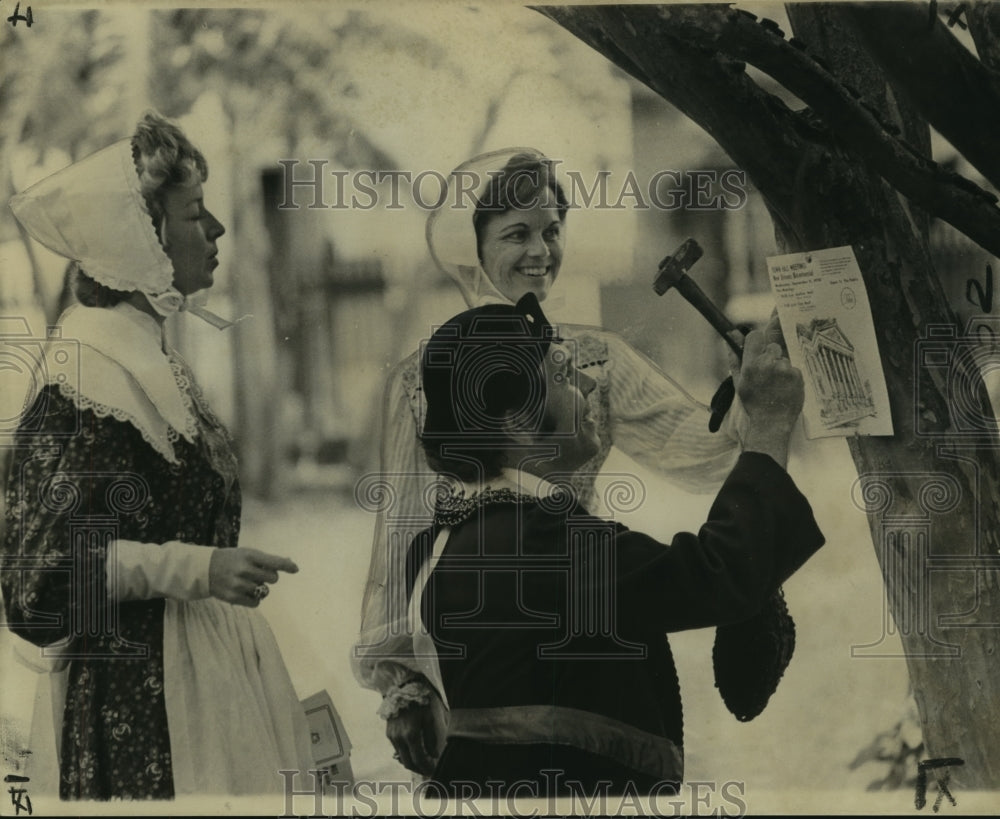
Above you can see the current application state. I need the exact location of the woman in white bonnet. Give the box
[354,149,796,776]
[2,112,312,799]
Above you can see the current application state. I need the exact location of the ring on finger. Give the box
[251,583,270,601]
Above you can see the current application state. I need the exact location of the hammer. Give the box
[652,238,745,359]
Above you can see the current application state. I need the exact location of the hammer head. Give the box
[653,238,704,295]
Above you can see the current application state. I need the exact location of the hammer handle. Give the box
[672,274,745,358]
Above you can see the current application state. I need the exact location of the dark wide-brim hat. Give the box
[421,292,558,442]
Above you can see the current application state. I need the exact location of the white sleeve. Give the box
[604,330,744,494]
[353,355,442,698]
[106,539,214,601]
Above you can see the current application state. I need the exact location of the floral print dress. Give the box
[1,303,310,800]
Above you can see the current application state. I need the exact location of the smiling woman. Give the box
[476,191,565,301]
[354,148,801,783]
[472,153,568,303]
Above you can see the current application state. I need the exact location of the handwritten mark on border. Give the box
[4,2,33,27]
[914,757,964,812]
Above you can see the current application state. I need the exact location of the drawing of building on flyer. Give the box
[796,318,876,429]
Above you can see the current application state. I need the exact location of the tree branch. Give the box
[844,2,1000,192]
[534,4,821,248]
[616,3,1000,259]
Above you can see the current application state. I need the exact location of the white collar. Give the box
[42,302,199,463]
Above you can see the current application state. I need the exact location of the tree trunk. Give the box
[538,2,1000,788]
[788,4,1000,788]
[229,126,283,499]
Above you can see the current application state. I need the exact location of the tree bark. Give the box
[538,2,1000,788]
[966,1,1000,73]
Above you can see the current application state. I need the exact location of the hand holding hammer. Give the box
[652,238,746,358]
[653,239,791,432]
[653,238,746,431]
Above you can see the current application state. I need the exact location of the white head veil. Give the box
[425,147,567,312]
[9,138,232,328]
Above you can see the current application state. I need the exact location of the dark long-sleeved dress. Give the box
[355,324,752,697]
[4,383,234,798]
[404,453,825,795]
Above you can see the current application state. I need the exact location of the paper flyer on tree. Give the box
[767,245,894,439]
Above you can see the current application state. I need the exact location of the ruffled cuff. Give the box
[713,588,796,721]
[368,656,424,694]
[377,677,433,721]
[107,540,214,601]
